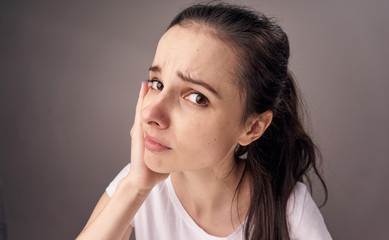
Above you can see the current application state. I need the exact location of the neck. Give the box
[170,159,250,235]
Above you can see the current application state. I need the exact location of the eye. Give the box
[186,93,209,106]
[148,80,164,90]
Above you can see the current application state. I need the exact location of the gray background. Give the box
[1,0,388,239]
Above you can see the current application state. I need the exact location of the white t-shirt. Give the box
[106,164,332,240]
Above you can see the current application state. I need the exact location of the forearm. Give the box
[77,178,151,240]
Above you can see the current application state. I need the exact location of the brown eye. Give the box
[186,93,209,106]
[149,80,164,90]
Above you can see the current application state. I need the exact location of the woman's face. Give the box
[141,25,247,175]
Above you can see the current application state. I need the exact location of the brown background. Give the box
[1,0,388,239]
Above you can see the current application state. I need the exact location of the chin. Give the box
[144,155,171,174]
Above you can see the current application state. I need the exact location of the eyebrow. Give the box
[148,66,161,73]
[148,65,219,97]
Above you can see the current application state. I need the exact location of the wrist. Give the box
[118,175,153,197]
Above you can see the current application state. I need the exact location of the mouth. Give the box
[144,133,172,152]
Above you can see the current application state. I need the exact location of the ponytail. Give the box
[235,71,327,239]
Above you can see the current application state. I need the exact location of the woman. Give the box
[78,3,331,240]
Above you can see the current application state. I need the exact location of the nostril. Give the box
[141,101,169,129]
[148,120,160,126]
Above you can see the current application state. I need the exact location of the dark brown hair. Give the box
[168,2,327,240]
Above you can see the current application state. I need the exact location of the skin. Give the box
[77,25,272,239]
[143,24,249,175]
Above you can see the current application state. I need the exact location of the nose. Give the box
[141,93,170,129]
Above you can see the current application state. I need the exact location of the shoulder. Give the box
[287,182,332,240]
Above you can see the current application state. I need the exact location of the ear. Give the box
[238,110,273,146]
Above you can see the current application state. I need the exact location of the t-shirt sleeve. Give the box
[105,163,131,198]
[287,182,332,240]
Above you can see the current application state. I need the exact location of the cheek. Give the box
[177,116,239,156]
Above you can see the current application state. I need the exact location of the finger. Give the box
[131,82,148,136]
[131,82,148,155]
[137,82,148,114]
[131,82,148,171]
[134,82,148,126]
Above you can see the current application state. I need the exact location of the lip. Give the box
[144,132,172,152]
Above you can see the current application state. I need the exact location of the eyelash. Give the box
[146,79,210,107]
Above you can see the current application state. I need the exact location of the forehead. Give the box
[153,25,237,85]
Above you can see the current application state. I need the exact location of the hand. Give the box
[127,82,169,191]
